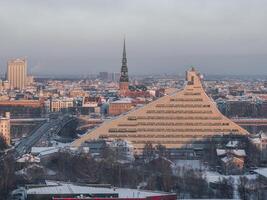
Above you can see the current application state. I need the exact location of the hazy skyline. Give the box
[0,0,267,76]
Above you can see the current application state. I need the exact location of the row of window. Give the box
[170,98,203,102]
[183,92,201,95]
[102,133,232,139]
[127,116,222,120]
[155,104,210,108]
[118,122,230,127]
[146,110,212,114]
[131,140,210,144]
[108,128,239,133]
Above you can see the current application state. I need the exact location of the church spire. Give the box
[120,38,129,82]
[119,38,129,97]
[123,38,126,56]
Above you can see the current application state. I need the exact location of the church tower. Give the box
[119,39,129,97]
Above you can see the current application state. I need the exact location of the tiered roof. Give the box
[73,68,249,152]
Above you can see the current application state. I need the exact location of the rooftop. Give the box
[25,181,175,198]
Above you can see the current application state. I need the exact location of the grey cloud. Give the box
[0,0,267,75]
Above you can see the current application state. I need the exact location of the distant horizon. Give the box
[1,60,267,77]
[3,70,266,79]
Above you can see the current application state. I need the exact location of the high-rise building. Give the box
[73,68,249,153]
[0,112,10,145]
[7,58,27,90]
[119,39,129,97]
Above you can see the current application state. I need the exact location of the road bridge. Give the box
[15,115,75,157]
[10,118,48,122]
[76,117,103,130]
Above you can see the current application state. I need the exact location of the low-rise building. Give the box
[216,148,246,175]
[50,97,74,112]
[11,181,176,200]
[108,98,133,116]
[0,112,10,145]
[0,100,45,117]
[250,131,267,162]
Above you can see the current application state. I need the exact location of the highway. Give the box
[15,115,74,157]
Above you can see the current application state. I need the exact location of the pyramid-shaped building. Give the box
[73,68,249,153]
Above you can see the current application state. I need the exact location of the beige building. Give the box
[50,98,74,112]
[0,112,10,145]
[7,58,27,90]
[27,75,34,86]
[73,68,249,153]
[69,88,88,98]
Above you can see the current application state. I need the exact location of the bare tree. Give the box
[0,154,16,199]
[0,135,8,151]
[143,142,156,162]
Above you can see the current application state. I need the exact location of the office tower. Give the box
[119,39,129,97]
[7,58,27,90]
[73,68,249,153]
[0,112,10,145]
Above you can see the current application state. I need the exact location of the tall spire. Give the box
[120,38,129,82]
[122,38,127,66]
[122,38,126,58]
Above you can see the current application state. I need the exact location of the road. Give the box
[15,115,74,157]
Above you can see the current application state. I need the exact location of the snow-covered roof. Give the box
[260,132,267,139]
[31,147,59,155]
[216,149,226,156]
[111,98,133,104]
[173,160,202,170]
[226,140,239,148]
[232,149,246,157]
[254,168,267,178]
[16,154,40,163]
[26,181,173,198]
[250,137,261,144]
[205,171,257,184]
[39,148,59,157]
[250,131,267,144]
[221,155,244,163]
[216,149,246,157]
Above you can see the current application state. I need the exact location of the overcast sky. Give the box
[0,0,267,76]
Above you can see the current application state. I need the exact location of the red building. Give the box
[12,181,176,200]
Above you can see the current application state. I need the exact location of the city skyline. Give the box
[0,0,267,76]
[1,1,267,199]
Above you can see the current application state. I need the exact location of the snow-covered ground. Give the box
[171,159,207,176]
[205,171,257,199]
[205,171,257,183]
[171,159,258,199]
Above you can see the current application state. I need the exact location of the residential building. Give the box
[50,98,74,112]
[108,98,133,116]
[0,112,10,145]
